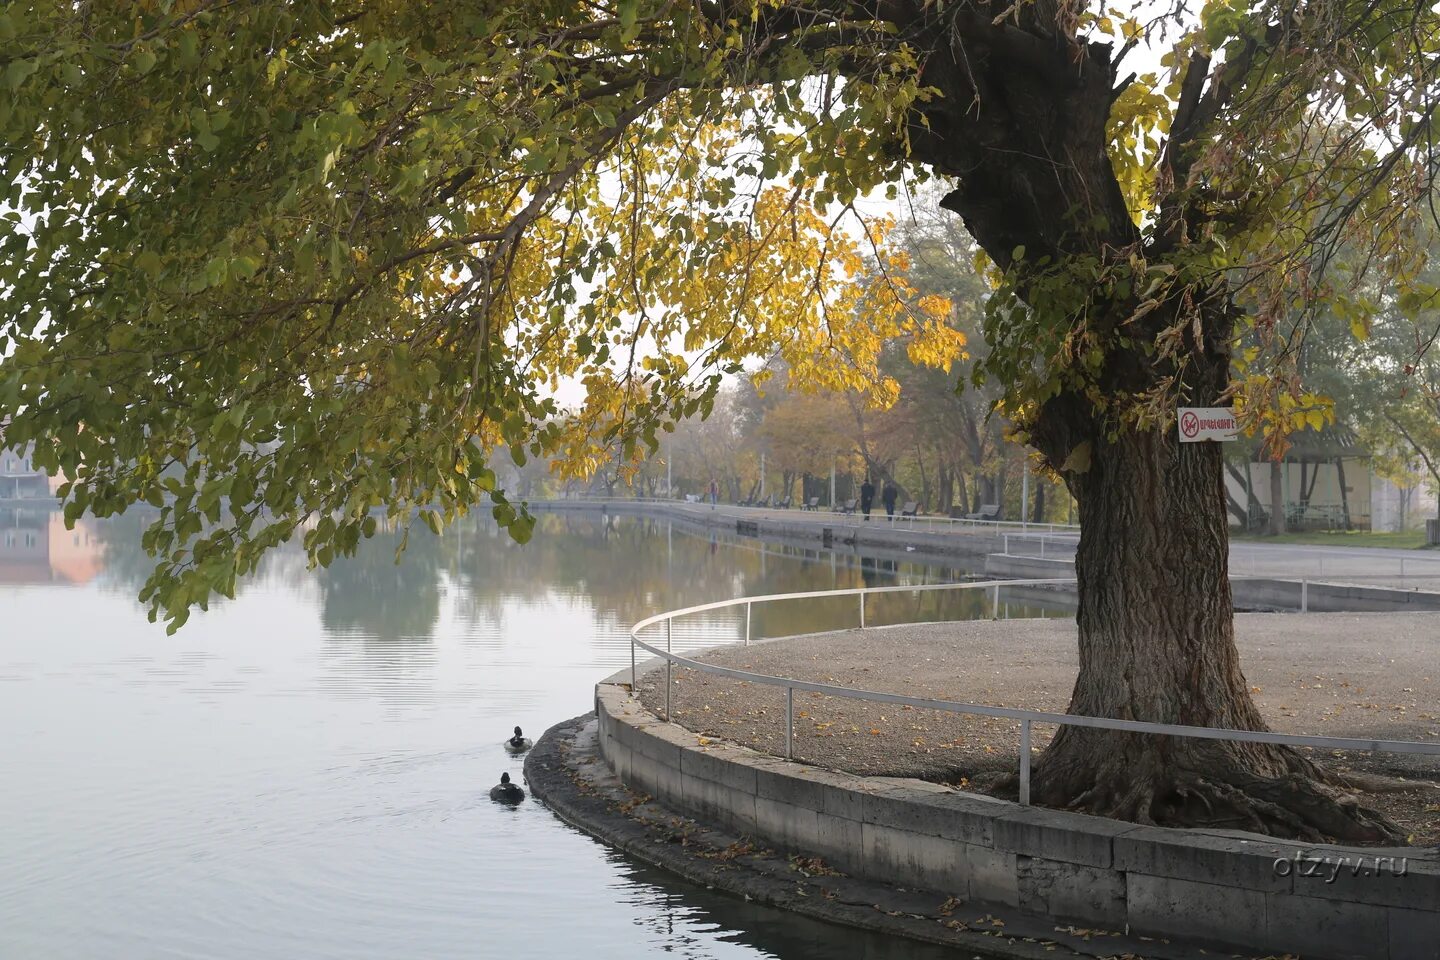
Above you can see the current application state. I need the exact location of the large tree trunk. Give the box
[1029,425,1399,842]
[897,3,1400,842]
[1336,456,1353,531]
[1268,460,1287,535]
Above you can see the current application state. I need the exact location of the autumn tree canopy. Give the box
[4,0,1438,839]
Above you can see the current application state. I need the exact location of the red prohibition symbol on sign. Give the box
[1180,411,1200,439]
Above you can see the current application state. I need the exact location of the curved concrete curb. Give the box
[593,670,1440,960]
[527,714,1151,959]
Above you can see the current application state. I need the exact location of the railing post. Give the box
[664,620,673,721]
[630,634,637,690]
[991,583,1000,615]
[1019,720,1032,806]
[785,685,794,759]
[744,601,752,646]
[1300,578,1309,614]
[859,592,866,629]
[1004,533,1010,555]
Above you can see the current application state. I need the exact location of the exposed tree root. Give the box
[1022,732,1409,845]
[1328,770,1438,794]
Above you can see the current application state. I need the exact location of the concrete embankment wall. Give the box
[596,674,1439,960]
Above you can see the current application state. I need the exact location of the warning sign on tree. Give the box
[1177,407,1238,443]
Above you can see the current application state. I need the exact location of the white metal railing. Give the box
[626,578,1440,806]
[543,496,1440,584]
[540,495,1081,535]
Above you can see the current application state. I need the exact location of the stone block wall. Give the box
[596,675,1440,960]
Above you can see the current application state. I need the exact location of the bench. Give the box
[777,496,792,509]
[837,498,858,515]
[899,501,919,519]
[964,503,1001,521]
[803,496,821,511]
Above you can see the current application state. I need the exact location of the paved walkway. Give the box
[635,613,1440,843]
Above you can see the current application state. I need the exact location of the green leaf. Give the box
[509,513,535,545]
[618,0,638,32]
[135,250,164,278]
[5,58,38,89]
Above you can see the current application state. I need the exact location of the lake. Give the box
[0,506,1051,959]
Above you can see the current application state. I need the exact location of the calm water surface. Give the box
[1,508,1050,960]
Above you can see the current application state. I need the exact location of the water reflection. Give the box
[72,508,1066,647]
[0,507,102,585]
[318,525,445,640]
[1,507,1049,959]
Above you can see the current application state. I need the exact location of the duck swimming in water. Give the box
[504,726,533,753]
[489,772,524,803]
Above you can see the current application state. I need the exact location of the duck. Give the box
[504,726,533,753]
[489,772,524,803]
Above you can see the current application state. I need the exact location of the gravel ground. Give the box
[635,612,1440,844]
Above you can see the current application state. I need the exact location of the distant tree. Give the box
[753,385,854,503]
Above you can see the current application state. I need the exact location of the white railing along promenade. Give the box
[538,495,1082,535]
[627,578,1440,806]
[544,494,1440,586]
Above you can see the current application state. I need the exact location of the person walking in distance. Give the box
[708,477,718,508]
[859,477,876,520]
[882,480,899,519]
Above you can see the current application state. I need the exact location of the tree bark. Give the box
[1336,456,1352,531]
[914,445,930,510]
[1026,425,1398,842]
[1268,460,1287,536]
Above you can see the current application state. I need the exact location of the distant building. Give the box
[1224,427,1373,531]
[0,422,63,500]
[0,443,62,499]
[1371,472,1438,532]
